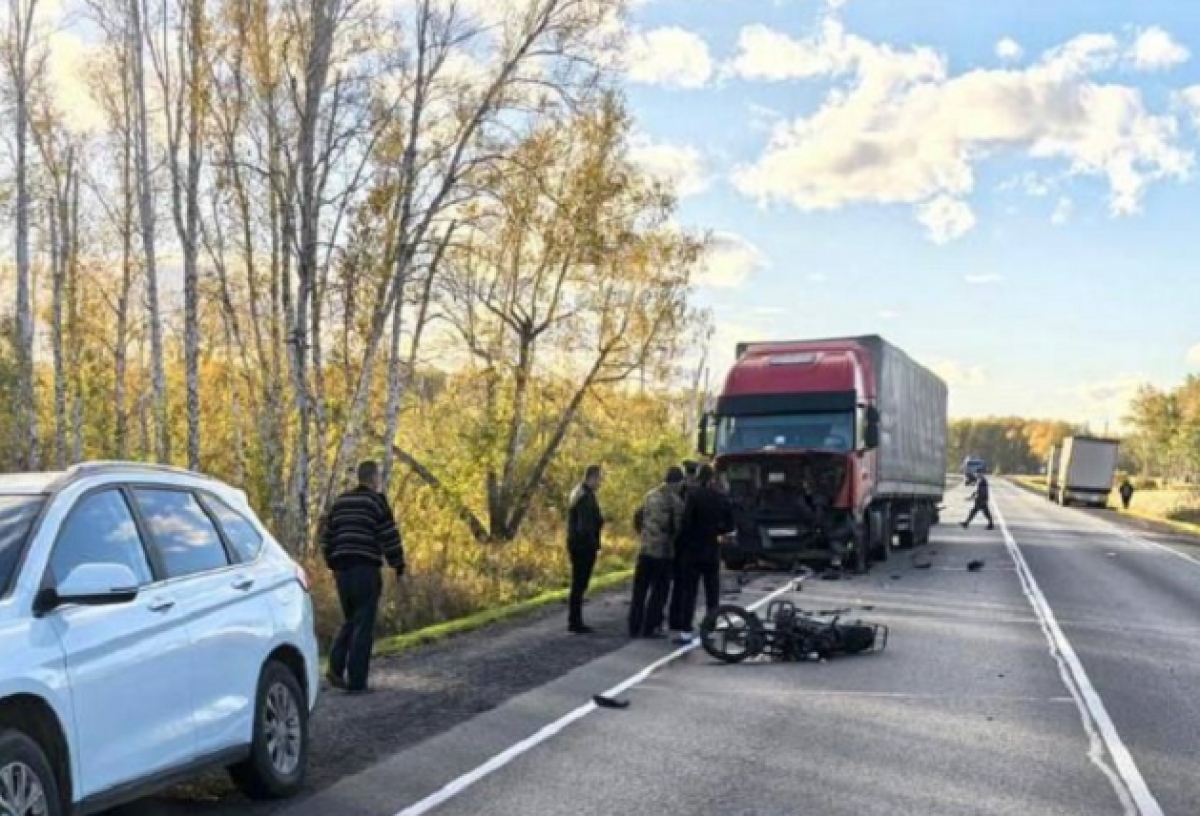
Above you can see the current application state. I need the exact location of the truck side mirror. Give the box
[696,413,715,456]
[863,406,881,450]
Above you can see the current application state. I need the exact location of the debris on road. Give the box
[593,694,630,710]
[967,559,985,572]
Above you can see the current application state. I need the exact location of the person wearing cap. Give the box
[629,466,685,638]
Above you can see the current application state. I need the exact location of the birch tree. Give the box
[417,96,702,541]
[318,0,622,516]
[1,0,47,468]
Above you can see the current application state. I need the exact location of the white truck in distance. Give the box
[1053,436,1120,508]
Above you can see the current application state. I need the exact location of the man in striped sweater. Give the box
[321,460,406,693]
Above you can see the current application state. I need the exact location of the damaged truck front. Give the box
[698,335,948,574]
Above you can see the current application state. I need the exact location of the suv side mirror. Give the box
[863,406,881,450]
[36,564,140,615]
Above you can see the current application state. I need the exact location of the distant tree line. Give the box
[1123,377,1200,481]
[947,417,1083,475]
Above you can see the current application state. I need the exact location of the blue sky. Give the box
[620,0,1200,429]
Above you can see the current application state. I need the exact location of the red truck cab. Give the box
[698,334,947,574]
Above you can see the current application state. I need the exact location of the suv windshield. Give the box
[0,495,46,595]
[717,412,855,454]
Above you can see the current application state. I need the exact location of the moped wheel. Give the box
[700,604,765,663]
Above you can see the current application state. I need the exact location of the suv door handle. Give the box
[231,575,255,591]
[148,596,176,612]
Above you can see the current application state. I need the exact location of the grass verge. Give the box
[372,568,635,659]
[1006,476,1200,539]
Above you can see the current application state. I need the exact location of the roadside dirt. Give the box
[107,589,638,816]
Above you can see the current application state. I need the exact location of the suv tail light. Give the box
[295,564,311,593]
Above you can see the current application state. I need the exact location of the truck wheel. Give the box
[0,728,64,816]
[723,555,748,572]
[897,530,915,549]
[870,512,890,564]
[852,525,869,574]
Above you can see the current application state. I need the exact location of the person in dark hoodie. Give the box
[671,463,734,643]
[322,460,405,693]
[566,464,605,634]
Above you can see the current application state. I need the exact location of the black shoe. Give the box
[960,522,968,529]
[569,624,595,634]
[345,686,373,695]
[986,525,995,530]
[325,671,347,691]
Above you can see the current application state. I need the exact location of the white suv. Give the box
[0,462,320,816]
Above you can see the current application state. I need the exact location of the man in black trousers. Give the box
[322,460,406,693]
[961,472,995,530]
[567,464,605,634]
[672,464,734,643]
[629,466,685,638]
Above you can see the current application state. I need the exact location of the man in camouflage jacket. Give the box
[628,466,685,638]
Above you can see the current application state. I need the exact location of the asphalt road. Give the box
[267,479,1200,816]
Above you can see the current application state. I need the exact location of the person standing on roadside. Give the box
[1118,478,1135,510]
[567,464,605,634]
[322,460,406,693]
[668,460,701,639]
[672,464,734,643]
[961,472,995,530]
[629,466,685,639]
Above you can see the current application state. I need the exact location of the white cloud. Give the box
[625,27,714,89]
[1175,86,1200,130]
[922,357,988,387]
[916,196,976,244]
[1129,26,1190,72]
[1051,197,1075,225]
[628,136,711,197]
[964,273,1003,285]
[996,38,1024,62]
[724,20,863,81]
[878,309,899,320]
[807,272,827,283]
[1186,343,1200,368]
[731,24,1193,234]
[695,233,768,288]
[1073,375,1149,431]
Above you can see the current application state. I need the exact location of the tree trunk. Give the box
[10,0,40,469]
[130,0,170,463]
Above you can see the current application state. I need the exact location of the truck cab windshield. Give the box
[717,413,855,454]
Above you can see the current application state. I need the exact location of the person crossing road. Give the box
[961,472,994,530]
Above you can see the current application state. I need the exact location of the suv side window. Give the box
[133,489,230,579]
[201,495,264,563]
[51,490,154,586]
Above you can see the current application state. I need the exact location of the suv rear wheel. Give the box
[0,729,62,816]
[230,661,309,800]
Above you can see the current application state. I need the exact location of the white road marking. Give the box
[393,574,809,816]
[993,497,1161,816]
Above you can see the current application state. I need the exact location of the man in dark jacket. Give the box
[567,464,604,634]
[629,466,685,638]
[671,464,734,642]
[1118,478,1135,510]
[322,460,405,693]
[961,473,994,530]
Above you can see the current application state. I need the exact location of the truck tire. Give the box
[722,554,748,572]
[870,510,891,563]
[852,523,869,574]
